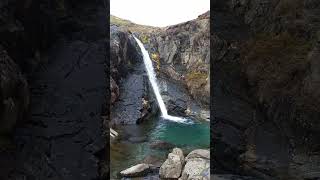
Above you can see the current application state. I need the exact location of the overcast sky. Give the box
[110,0,210,27]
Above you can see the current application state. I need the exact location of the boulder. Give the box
[120,163,151,177]
[159,148,185,178]
[180,158,210,180]
[186,149,210,161]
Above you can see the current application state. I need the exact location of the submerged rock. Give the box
[142,155,164,168]
[159,148,185,179]
[120,163,152,177]
[149,140,175,150]
[128,136,147,143]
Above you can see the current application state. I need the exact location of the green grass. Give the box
[110,15,161,33]
[151,52,160,70]
[110,15,132,26]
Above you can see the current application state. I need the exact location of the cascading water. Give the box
[133,36,189,123]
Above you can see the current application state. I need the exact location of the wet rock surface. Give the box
[147,12,210,107]
[110,26,158,125]
[0,1,107,179]
[212,1,320,179]
[0,46,29,136]
[111,12,210,109]
[212,174,260,180]
[159,77,207,120]
[0,40,106,180]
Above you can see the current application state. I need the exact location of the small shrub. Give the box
[141,34,149,44]
[151,52,160,70]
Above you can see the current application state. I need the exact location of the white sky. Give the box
[110,0,210,27]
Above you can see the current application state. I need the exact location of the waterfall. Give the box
[133,36,189,123]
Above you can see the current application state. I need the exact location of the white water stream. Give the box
[133,36,189,123]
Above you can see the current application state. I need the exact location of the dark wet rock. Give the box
[4,38,106,180]
[111,77,120,104]
[110,27,158,125]
[111,73,150,125]
[149,140,175,150]
[211,1,320,179]
[128,136,147,143]
[110,26,142,81]
[212,174,260,180]
[159,77,205,118]
[0,1,108,179]
[0,45,29,136]
[121,174,161,180]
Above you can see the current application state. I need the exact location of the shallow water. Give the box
[110,116,210,179]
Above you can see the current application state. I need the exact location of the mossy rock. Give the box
[151,52,160,70]
[141,34,149,44]
[186,71,207,82]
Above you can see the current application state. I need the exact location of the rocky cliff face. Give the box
[111,12,210,109]
[0,0,107,138]
[110,13,210,124]
[212,0,320,179]
[109,25,159,125]
[0,1,108,179]
[142,12,210,107]
[0,45,29,136]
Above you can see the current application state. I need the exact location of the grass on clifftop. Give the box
[110,15,161,33]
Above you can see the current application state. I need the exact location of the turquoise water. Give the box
[150,118,210,147]
[110,116,210,179]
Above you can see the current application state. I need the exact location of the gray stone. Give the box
[186,149,210,161]
[120,163,151,177]
[159,148,185,179]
